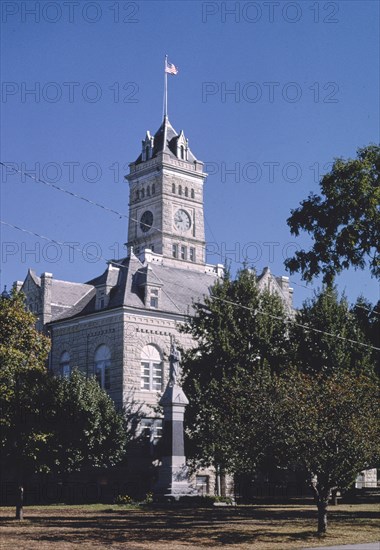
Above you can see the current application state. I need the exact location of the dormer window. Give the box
[150,288,159,308]
[180,145,185,159]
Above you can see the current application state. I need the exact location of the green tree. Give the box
[278,368,380,535]
[0,290,51,519]
[181,268,290,484]
[279,286,379,534]
[44,370,127,476]
[289,286,374,376]
[285,145,380,284]
[0,291,127,519]
[182,276,380,535]
[351,297,380,375]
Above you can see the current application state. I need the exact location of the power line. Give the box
[3,163,377,316]
[3,218,379,353]
[0,220,183,314]
[211,296,380,352]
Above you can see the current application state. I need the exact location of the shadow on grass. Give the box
[1,506,378,547]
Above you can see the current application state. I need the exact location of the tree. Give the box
[289,286,374,376]
[182,277,380,535]
[44,370,127,476]
[279,286,379,534]
[278,368,380,535]
[0,290,127,519]
[181,268,290,485]
[0,290,51,519]
[351,297,380,376]
[285,145,380,284]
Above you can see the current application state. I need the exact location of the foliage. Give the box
[114,494,134,505]
[351,297,380,375]
[0,290,51,478]
[181,268,290,473]
[43,370,127,475]
[285,145,380,284]
[277,368,380,533]
[182,276,380,534]
[289,286,374,376]
[0,290,127,518]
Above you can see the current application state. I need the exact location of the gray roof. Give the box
[134,116,197,164]
[50,255,219,323]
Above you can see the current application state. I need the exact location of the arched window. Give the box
[152,184,155,195]
[141,188,145,199]
[94,345,111,390]
[147,185,151,196]
[136,190,140,201]
[191,189,195,199]
[172,183,176,193]
[178,185,182,196]
[59,351,71,378]
[185,187,188,197]
[180,145,185,159]
[141,345,163,391]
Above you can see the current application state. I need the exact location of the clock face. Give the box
[174,209,191,232]
[140,210,153,233]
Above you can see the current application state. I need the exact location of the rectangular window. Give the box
[181,245,187,260]
[139,419,163,445]
[153,420,163,443]
[152,363,163,390]
[141,362,151,390]
[172,244,178,258]
[150,288,159,309]
[141,361,163,391]
[95,364,110,390]
[189,247,195,262]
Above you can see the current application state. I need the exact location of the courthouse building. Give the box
[15,113,296,496]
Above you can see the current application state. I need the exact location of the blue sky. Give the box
[1,0,379,307]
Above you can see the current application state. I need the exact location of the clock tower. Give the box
[126,116,207,269]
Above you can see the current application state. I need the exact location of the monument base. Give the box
[153,463,198,501]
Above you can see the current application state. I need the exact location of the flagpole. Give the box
[164,54,168,119]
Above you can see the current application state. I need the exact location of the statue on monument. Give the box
[169,341,181,385]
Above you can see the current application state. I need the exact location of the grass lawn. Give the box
[0,503,379,549]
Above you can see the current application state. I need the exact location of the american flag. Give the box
[165,61,178,75]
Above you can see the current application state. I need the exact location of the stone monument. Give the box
[153,341,196,501]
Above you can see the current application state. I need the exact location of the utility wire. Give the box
[2,218,379,352]
[2,163,378,317]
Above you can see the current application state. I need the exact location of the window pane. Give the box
[152,362,163,390]
[141,362,150,389]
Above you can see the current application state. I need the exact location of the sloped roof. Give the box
[134,116,197,164]
[50,255,219,323]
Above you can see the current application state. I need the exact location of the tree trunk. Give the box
[15,484,24,520]
[317,497,328,535]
